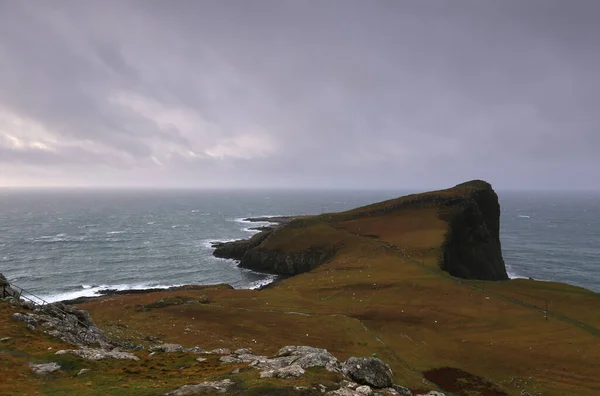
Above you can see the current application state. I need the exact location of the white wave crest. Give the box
[40,282,181,303]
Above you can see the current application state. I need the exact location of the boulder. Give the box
[165,379,233,395]
[250,345,341,379]
[219,356,243,364]
[259,364,306,379]
[29,362,61,375]
[342,357,394,388]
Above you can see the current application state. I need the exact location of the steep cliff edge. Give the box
[439,180,508,280]
[212,180,508,281]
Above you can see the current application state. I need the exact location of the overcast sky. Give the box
[0,1,599,190]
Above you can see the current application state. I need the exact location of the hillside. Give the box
[1,180,599,396]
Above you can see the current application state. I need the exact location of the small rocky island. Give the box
[2,180,599,396]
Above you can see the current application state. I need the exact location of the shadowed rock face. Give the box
[440,180,508,281]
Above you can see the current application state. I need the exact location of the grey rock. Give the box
[165,379,234,395]
[196,357,207,363]
[416,392,445,396]
[12,305,111,348]
[20,300,37,310]
[29,362,61,375]
[265,345,341,372]
[186,346,205,354]
[260,364,306,379]
[12,313,38,327]
[150,343,184,353]
[219,355,243,363]
[237,353,266,362]
[234,348,252,355]
[77,368,91,376]
[56,347,139,361]
[342,357,393,389]
[209,348,231,355]
[327,389,358,396]
[391,385,412,396]
[340,380,359,389]
[356,385,373,395]
[231,368,240,374]
[0,337,12,342]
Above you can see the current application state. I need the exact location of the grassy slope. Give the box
[2,182,599,395]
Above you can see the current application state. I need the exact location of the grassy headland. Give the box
[1,180,599,395]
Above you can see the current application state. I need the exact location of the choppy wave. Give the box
[40,282,181,303]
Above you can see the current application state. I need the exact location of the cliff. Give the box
[213,180,508,281]
[439,180,508,280]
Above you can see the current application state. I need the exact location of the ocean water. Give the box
[0,189,598,302]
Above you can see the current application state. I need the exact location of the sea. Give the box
[0,189,598,303]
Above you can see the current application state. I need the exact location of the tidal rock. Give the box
[342,357,393,389]
[165,379,234,395]
[259,364,306,379]
[0,337,12,342]
[56,347,139,361]
[196,357,207,363]
[77,368,91,376]
[416,392,445,396]
[29,362,61,375]
[234,348,252,355]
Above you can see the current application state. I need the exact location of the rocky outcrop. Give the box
[250,345,341,374]
[439,180,508,281]
[342,357,394,388]
[149,343,204,353]
[165,379,234,395]
[213,230,272,260]
[55,347,139,361]
[0,273,17,298]
[10,301,112,348]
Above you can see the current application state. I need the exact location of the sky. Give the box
[0,1,599,191]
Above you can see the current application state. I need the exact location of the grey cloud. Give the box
[0,0,599,189]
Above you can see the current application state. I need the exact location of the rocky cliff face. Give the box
[212,180,508,281]
[213,229,338,276]
[439,180,508,281]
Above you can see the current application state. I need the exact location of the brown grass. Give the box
[2,182,599,395]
